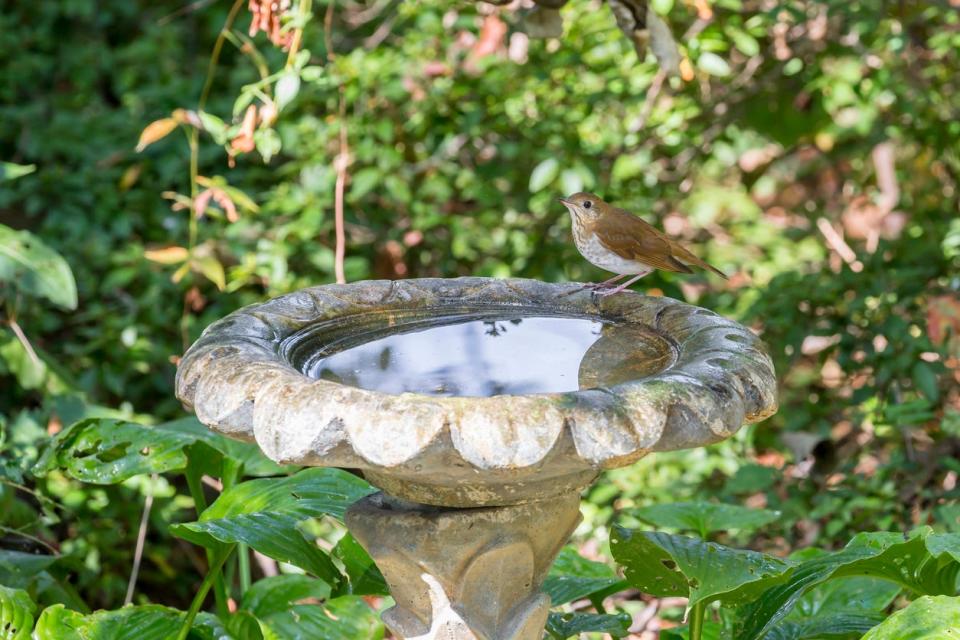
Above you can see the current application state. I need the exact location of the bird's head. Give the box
[558,192,606,223]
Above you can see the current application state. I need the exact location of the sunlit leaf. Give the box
[630,502,781,536]
[697,52,731,77]
[254,596,383,640]
[135,117,179,152]
[275,72,301,112]
[33,604,183,640]
[860,595,960,640]
[0,586,35,639]
[0,163,36,182]
[735,529,960,640]
[144,246,189,265]
[241,574,331,617]
[611,527,793,608]
[32,418,197,483]
[529,157,559,192]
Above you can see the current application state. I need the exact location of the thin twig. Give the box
[124,474,157,605]
[327,1,347,285]
[816,217,859,266]
[7,319,41,367]
[285,0,313,68]
[0,526,58,554]
[334,88,349,285]
[631,68,666,132]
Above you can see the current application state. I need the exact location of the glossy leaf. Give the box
[33,417,288,483]
[860,595,960,640]
[33,418,197,483]
[332,533,389,596]
[254,596,384,640]
[765,613,886,640]
[0,224,77,309]
[240,574,331,617]
[544,611,631,639]
[630,502,781,536]
[542,546,626,606]
[611,527,793,608]
[736,529,960,640]
[0,586,35,639]
[33,604,183,640]
[171,468,374,583]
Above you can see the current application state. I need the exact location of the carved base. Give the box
[345,491,582,640]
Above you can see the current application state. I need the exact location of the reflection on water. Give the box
[304,314,675,397]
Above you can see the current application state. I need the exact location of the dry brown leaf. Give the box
[145,246,190,264]
[136,117,179,152]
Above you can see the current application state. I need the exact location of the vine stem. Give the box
[185,458,230,620]
[689,601,705,640]
[180,0,246,351]
[175,546,234,640]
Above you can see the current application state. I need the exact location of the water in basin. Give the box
[297,313,675,397]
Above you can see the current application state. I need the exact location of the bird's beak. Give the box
[557,198,573,207]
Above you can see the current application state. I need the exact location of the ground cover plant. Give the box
[1,0,959,637]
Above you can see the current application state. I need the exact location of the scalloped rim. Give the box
[176,278,777,474]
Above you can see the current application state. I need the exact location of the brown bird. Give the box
[559,192,727,296]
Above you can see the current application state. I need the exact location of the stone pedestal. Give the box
[345,491,582,640]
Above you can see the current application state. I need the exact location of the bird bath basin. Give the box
[176,277,777,639]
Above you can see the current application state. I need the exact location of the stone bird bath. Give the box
[176,277,777,639]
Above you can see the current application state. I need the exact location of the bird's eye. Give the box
[583,201,592,209]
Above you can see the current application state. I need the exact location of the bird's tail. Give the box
[671,242,729,279]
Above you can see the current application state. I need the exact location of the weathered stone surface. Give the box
[176,277,778,506]
[345,491,582,640]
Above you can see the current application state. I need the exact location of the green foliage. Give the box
[860,595,960,640]
[171,468,374,585]
[544,610,632,639]
[628,502,781,538]
[0,586,35,640]
[1,0,959,636]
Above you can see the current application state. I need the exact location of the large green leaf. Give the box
[254,596,383,640]
[33,604,184,640]
[171,468,374,584]
[544,611,631,639]
[32,417,287,483]
[0,586,35,639]
[0,224,77,309]
[159,417,291,477]
[764,613,887,640]
[332,533,389,596]
[611,527,793,609]
[542,547,626,606]
[630,502,781,537]
[33,418,197,483]
[860,595,960,640]
[736,529,960,640]
[240,575,331,617]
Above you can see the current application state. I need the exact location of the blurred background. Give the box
[1,0,959,633]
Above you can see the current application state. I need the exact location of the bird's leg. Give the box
[561,274,626,297]
[585,274,628,290]
[595,271,651,297]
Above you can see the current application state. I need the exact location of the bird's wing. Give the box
[668,239,729,279]
[593,208,693,273]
